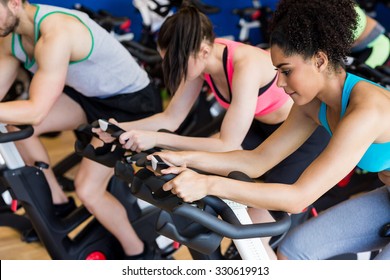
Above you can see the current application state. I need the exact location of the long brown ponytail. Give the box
[157,3,215,94]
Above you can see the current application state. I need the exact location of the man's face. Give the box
[0,3,19,37]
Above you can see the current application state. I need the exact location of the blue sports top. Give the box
[318,73,390,172]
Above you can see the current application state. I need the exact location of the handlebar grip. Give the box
[0,125,34,143]
[114,160,135,184]
[172,201,291,239]
[76,122,100,139]
[127,166,291,240]
[152,173,177,199]
[74,140,125,168]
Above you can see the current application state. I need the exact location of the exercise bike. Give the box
[133,0,221,49]
[52,3,226,191]
[76,120,291,260]
[232,0,274,45]
[0,69,39,243]
[116,161,291,260]
[0,124,174,259]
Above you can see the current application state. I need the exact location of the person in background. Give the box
[0,0,161,259]
[351,4,390,68]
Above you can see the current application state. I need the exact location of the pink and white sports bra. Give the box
[203,38,289,117]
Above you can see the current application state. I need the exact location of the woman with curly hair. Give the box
[152,0,390,259]
[96,3,329,185]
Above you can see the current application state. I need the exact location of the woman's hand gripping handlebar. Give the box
[120,165,291,240]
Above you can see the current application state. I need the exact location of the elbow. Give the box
[29,111,47,126]
[159,113,183,132]
[212,139,242,153]
[283,197,313,214]
[168,121,182,133]
[223,143,242,152]
[246,170,263,179]
[161,123,181,134]
[242,159,265,178]
[30,119,43,126]
[286,204,308,215]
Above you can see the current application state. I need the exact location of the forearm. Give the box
[156,132,242,152]
[207,176,305,213]
[181,149,263,177]
[0,100,43,125]
[119,111,182,132]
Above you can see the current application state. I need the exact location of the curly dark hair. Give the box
[269,0,358,69]
[157,2,215,94]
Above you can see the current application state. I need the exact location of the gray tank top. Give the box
[11,4,150,98]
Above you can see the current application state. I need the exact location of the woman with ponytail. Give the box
[99,3,329,187]
[94,3,333,258]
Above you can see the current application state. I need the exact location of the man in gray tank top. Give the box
[0,0,162,259]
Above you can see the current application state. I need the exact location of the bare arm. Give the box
[163,96,384,213]
[120,47,278,152]
[0,31,71,125]
[157,104,318,178]
[93,78,204,144]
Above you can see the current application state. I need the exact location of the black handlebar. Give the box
[115,163,291,240]
[74,121,165,168]
[167,171,291,239]
[0,125,34,143]
[74,124,291,244]
[350,63,390,86]
[172,196,291,239]
[74,122,127,168]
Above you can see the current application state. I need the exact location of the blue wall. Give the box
[30,1,390,45]
[30,0,279,44]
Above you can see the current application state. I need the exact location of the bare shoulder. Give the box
[234,42,271,63]
[350,81,390,112]
[347,81,390,141]
[232,42,275,83]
